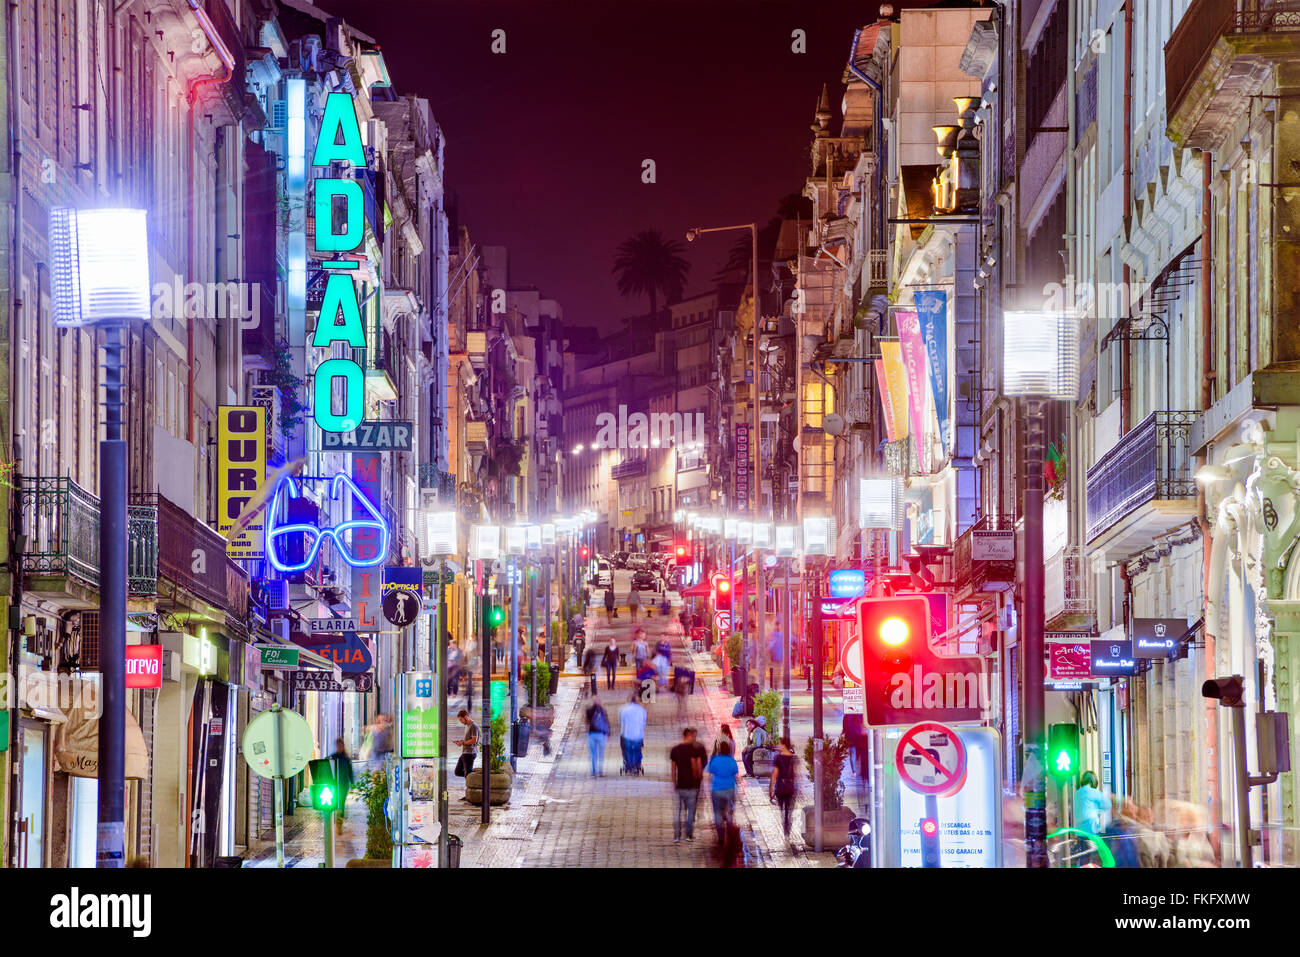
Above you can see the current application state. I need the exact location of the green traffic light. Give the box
[1048,723,1079,780]
[489,606,505,626]
[320,785,334,808]
[1054,751,1072,773]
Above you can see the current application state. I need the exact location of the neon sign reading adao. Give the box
[310,93,370,432]
[265,473,390,573]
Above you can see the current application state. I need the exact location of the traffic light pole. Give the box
[782,558,791,744]
[1024,398,1048,868]
[479,567,492,826]
[509,559,519,773]
[811,561,825,853]
[437,559,450,869]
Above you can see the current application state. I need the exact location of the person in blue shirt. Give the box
[706,740,741,846]
[1074,770,1111,835]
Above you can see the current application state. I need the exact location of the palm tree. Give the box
[612,229,690,321]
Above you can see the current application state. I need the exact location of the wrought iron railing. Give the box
[19,477,101,587]
[418,463,458,501]
[127,497,158,597]
[953,513,1017,589]
[1045,545,1096,625]
[1086,411,1197,543]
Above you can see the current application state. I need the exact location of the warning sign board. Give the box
[841,636,864,686]
[895,721,967,797]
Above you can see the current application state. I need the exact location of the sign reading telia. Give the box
[125,644,164,690]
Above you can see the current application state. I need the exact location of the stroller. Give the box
[619,735,645,775]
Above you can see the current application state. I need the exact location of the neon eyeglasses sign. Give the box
[265,473,390,573]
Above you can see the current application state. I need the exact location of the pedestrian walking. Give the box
[768,736,797,840]
[706,739,740,846]
[586,695,610,776]
[618,693,648,772]
[582,643,600,697]
[712,723,737,759]
[447,639,463,696]
[659,594,671,619]
[330,737,354,830]
[627,587,641,622]
[367,714,393,772]
[453,710,479,778]
[669,727,708,843]
[633,627,649,671]
[601,637,620,690]
[604,588,616,623]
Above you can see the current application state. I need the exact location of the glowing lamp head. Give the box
[676,546,686,557]
[717,579,731,594]
[879,617,909,646]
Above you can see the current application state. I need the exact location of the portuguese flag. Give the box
[1044,437,1066,487]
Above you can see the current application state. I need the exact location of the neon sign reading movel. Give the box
[265,472,390,573]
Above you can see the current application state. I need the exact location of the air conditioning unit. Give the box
[269,617,291,643]
[162,650,182,683]
[264,579,289,612]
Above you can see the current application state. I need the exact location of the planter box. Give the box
[345,858,392,868]
[464,767,512,806]
[530,705,555,730]
[802,804,855,844]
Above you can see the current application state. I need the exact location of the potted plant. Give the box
[465,714,512,806]
[522,660,554,730]
[345,769,393,867]
[801,734,855,843]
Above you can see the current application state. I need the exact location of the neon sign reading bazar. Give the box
[311,93,369,432]
[265,473,391,573]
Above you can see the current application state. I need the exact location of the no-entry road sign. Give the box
[895,721,967,797]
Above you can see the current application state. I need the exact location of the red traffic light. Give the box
[711,572,733,611]
[676,545,686,557]
[921,818,938,837]
[580,547,590,559]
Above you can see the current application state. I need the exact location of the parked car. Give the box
[632,569,657,590]
[594,562,613,588]
[628,553,649,570]
[613,551,630,569]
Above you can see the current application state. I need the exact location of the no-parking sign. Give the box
[895,721,967,796]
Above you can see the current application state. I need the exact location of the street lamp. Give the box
[50,206,151,869]
[422,509,457,869]
[1002,308,1078,870]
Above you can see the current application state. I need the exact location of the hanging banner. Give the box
[913,290,950,452]
[896,310,929,452]
[351,454,385,630]
[880,340,910,440]
[218,406,266,560]
[874,359,898,442]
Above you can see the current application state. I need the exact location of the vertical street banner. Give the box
[352,454,385,630]
[735,423,750,512]
[879,340,911,440]
[874,358,899,442]
[896,310,929,452]
[913,290,950,453]
[218,406,266,559]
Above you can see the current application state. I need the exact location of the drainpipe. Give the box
[1198,151,1220,838]
[1121,0,1134,434]
[847,29,885,252]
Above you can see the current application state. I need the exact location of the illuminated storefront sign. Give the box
[217,405,266,560]
[310,92,369,433]
[265,472,391,573]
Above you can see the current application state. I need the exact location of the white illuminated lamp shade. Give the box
[802,515,836,556]
[752,522,773,549]
[774,525,798,558]
[737,521,753,545]
[471,525,501,561]
[506,525,527,556]
[724,518,738,540]
[541,523,557,546]
[49,208,152,327]
[1002,310,1079,400]
[859,477,903,530]
[424,510,458,557]
[525,524,542,550]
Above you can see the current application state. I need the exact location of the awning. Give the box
[54,680,149,780]
[680,582,711,598]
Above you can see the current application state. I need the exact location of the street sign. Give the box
[843,685,864,715]
[255,644,300,669]
[841,636,864,686]
[401,671,440,758]
[970,530,1014,561]
[305,616,379,635]
[714,610,731,636]
[296,631,374,674]
[125,644,164,689]
[289,671,374,693]
[827,569,867,598]
[1048,641,1092,681]
[241,707,314,779]
[895,721,967,796]
[1090,639,1137,677]
[321,420,414,451]
[382,566,424,627]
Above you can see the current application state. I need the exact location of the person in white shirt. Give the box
[619,694,648,772]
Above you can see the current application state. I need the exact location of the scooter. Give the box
[835,816,872,868]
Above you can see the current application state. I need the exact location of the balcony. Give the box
[1045,545,1097,629]
[418,464,458,503]
[361,327,398,402]
[1086,411,1198,550]
[953,513,1017,596]
[611,458,648,480]
[156,494,231,612]
[1166,0,1300,149]
[18,479,158,607]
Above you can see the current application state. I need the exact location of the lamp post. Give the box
[423,509,457,868]
[1002,309,1078,869]
[471,523,502,825]
[803,515,834,853]
[49,207,152,868]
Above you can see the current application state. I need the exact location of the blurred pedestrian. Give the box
[619,692,647,772]
[628,587,641,622]
[447,639,463,696]
[330,737,354,829]
[1074,771,1110,835]
[604,587,616,623]
[707,739,740,847]
[368,714,393,772]
[670,727,707,843]
[713,723,737,759]
[602,637,619,690]
[453,710,479,778]
[1102,798,1141,867]
[581,642,600,697]
[633,628,649,671]
[769,736,798,840]
[586,695,610,776]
